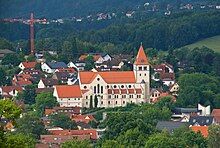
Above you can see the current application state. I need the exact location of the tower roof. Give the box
[134,44,149,65]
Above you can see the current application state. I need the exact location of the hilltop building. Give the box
[53,44,150,108]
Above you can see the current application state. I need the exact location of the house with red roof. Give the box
[211,109,220,124]
[151,92,176,104]
[18,62,36,70]
[71,115,97,124]
[53,85,83,107]
[12,74,33,87]
[191,126,209,138]
[55,44,150,108]
[0,86,23,98]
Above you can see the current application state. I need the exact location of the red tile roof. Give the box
[81,90,89,94]
[79,71,136,84]
[79,55,101,61]
[57,68,76,73]
[121,89,127,94]
[113,89,120,94]
[191,126,209,138]
[108,89,113,94]
[128,89,135,94]
[45,109,55,116]
[16,80,32,86]
[0,86,23,93]
[211,109,220,117]
[55,85,82,98]
[160,73,175,81]
[134,44,149,65]
[49,130,97,140]
[21,62,36,69]
[136,89,142,94]
[153,92,176,103]
[72,115,96,124]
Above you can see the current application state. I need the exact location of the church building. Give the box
[53,44,150,108]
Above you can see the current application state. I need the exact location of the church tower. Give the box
[133,44,150,102]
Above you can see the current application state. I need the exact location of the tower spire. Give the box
[134,43,149,65]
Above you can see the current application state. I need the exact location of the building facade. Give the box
[54,45,150,108]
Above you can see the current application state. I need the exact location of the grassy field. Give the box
[182,35,220,53]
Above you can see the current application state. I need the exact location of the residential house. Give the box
[53,85,83,107]
[79,53,111,64]
[67,61,85,71]
[41,62,68,73]
[71,115,96,124]
[21,69,44,84]
[12,74,33,87]
[56,44,150,108]
[45,106,81,117]
[191,126,209,138]
[0,86,23,98]
[160,73,175,86]
[211,109,220,124]
[37,134,91,148]
[151,92,176,104]
[198,104,210,116]
[171,107,200,122]
[49,129,97,141]
[126,11,135,18]
[169,83,179,96]
[0,49,16,63]
[149,88,163,103]
[55,68,76,73]
[18,62,36,70]
[38,79,58,88]
[52,72,75,84]
[189,116,214,126]
[76,122,91,130]
[156,121,188,134]
[111,54,133,61]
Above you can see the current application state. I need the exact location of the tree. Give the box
[101,140,123,148]
[22,85,37,105]
[27,54,36,62]
[0,98,22,127]
[208,124,220,148]
[4,133,36,148]
[16,113,46,139]
[0,68,6,86]
[84,55,95,71]
[35,92,58,117]
[0,38,13,50]
[94,95,98,108]
[156,96,175,110]
[90,96,93,109]
[49,112,77,130]
[145,130,185,148]
[117,128,146,147]
[1,54,21,66]
[61,139,91,148]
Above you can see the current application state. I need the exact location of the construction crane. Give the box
[0,13,46,55]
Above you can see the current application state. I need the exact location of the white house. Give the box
[18,62,36,70]
[0,86,23,98]
[38,79,58,88]
[53,85,83,107]
[41,62,68,73]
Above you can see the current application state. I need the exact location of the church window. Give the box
[101,86,103,93]
[140,74,141,76]
[115,101,117,104]
[97,84,100,93]
[144,73,146,76]
[121,85,124,88]
[97,78,100,81]
[144,66,147,70]
[128,85,131,88]
[108,101,110,104]
[94,86,96,93]
[138,66,142,70]
[114,85,117,88]
[84,86,87,89]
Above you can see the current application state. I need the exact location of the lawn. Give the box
[182,35,220,53]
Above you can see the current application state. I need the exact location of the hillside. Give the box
[0,0,219,18]
[183,35,220,52]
